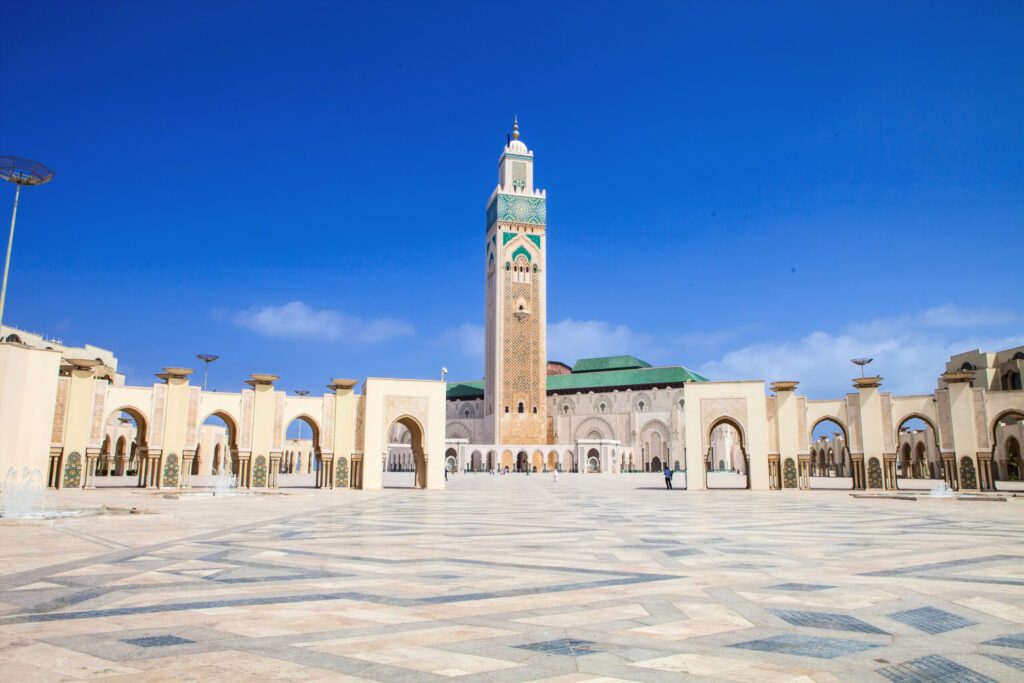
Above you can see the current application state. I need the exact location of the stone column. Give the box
[978,456,994,491]
[941,370,982,492]
[268,455,281,488]
[851,456,865,490]
[181,452,195,489]
[48,448,63,489]
[84,449,99,489]
[943,455,958,489]
[771,382,801,491]
[146,453,161,488]
[59,359,104,489]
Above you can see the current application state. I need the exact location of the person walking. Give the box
[553,468,559,483]
[663,465,673,490]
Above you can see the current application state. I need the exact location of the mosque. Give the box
[0,121,1022,494]
[437,121,1024,490]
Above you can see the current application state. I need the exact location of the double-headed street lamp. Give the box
[197,354,219,391]
[851,357,874,378]
[0,157,54,329]
[293,390,310,440]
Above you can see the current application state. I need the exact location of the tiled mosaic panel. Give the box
[875,655,995,683]
[62,451,82,488]
[868,457,883,488]
[770,608,888,634]
[122,635,194,648]
[888,606,976,634]
[730,634,880,659]
[783,458,797,488]
[960,456,978,489]
[162,453,179,487]
[253,455,267,487]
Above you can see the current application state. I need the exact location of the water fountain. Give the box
[212,469,238,496]
[929,482,954,498]
[1,467,46,518]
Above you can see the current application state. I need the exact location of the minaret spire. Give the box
[512,116,520,140]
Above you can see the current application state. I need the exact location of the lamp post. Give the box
[0,157,54,330]
[851,358,874,378]
[293,390,309,441]
[196,354,219,391]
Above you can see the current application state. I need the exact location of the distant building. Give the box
[945,346,1024,392]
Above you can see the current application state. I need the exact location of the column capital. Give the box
[329,378,359,393]
[939,370,975,385]
[245,373,279,387]
[157,367,194,381]
[852,376,883,389]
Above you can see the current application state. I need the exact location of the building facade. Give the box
[445,122,1024,492]
[0,122,1021,496]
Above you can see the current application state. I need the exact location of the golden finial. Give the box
[512,116,520,140]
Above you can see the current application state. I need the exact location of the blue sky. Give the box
[1,1,1021,399]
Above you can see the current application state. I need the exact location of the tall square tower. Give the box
[483,120,548,445]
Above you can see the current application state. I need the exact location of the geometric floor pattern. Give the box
[1,474,1022,681]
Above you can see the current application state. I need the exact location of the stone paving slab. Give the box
[1,474,1023,681]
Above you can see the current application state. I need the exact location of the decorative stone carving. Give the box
[880,394,894,453]
[847,394,863,453]
[273,392,285,450]
[185,387,200,446]
[51,377,70,445]
[240,390,255,450]
[89,380,107,446]
[150,384,167,449]
[936,390,954,451]
[973,389,989,450]
[322,393,335,449]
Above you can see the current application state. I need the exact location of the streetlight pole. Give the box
[0,157,54,330]
[851,357,874,378]
[197,354,219,391]
[293,390,309,441]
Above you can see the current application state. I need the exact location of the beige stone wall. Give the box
[0,343,61,475]
[361,378,446,490]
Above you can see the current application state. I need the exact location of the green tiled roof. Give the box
[445,364,709,399]
[548,365,708,392]
[572,355,652,373]
[447,380,484,398]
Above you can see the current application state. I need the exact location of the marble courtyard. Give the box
[2,475,1023,682]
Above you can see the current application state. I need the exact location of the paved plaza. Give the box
[1,475,1023,682]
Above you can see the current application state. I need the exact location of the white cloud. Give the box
[232,301,413,343]
[701,306,1022,398]
[440,322,484,356]
[440,305,1020,399]
[441,318,654,362]
[547,319,654,364]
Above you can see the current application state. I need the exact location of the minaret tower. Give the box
[484,118,548,446]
